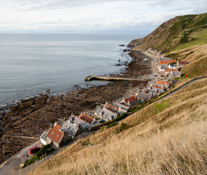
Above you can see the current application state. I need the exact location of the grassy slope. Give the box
[173,28,207,51]
[28,78,207,175]
[130,13,207,52]
[169,44,207,78]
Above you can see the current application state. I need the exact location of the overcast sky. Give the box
[0,0,206,33]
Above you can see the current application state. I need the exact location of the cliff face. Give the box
[127,38,142,47]
[128,13,207,52]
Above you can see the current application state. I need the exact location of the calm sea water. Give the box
[0,33,143,106]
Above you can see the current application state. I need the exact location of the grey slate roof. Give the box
[159,64,168,68]
[169,71,181,75]
[60,121,78,137]
[40,131,47,141]
[113,102,130,111]
[130,99,142,107]
[99,108,117,120]
[94,106,102,115]
[137,92,152,101]
[145,88,157,96]
[70,115,86,126]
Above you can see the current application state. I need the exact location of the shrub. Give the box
[180,31,189,43]
[24,145,55,167]
[116,122,130,134]
[81,138,91,146]
[115,113,128,121]
[107,122,117,128]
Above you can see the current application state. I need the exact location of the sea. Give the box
[0,33,143,107]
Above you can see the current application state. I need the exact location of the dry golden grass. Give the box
[29,113,207,175]
[28,79,207,175]
[171,44,207,78]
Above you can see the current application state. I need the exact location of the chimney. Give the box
[79,112,82,117]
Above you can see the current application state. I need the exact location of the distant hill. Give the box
[128,13,207,52]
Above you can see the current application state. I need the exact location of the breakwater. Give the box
[85,75,150,81]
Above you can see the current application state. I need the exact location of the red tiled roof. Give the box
[125,97,136,103]
[105,104,119,113]
[47,126,63,143]
[168,60,177,63]
[165,68,178,72]
[157,81,170,85]
[151,85,163,89]
[73,115,85,122]
[179,61,188,64]
[79,113,94,124]
[54,124,61,130]
[159,61,168,64]
[113,102,129,109]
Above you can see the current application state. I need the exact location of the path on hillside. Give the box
[0,76,206,175]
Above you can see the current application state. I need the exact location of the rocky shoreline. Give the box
[0,50,152,164]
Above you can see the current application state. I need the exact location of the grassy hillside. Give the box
[129,13,207,52]
[28,78,207,175]
[173,28,207,51]
[166,44,207,79]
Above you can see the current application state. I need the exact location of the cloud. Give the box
[25,1,103,11]
[0,0,205,33]
[148,0,177,7]
[0,0,105,11]
[192,1,207,13]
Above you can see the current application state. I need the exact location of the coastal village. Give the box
[0,10,205,175]
[38,48,189,149]
[0,47,190,170]
[0,11,205,174]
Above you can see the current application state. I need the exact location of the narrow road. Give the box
[0,131,95,175]
[157,76,207,101]
[0,76,206,175]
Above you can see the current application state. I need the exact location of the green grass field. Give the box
[173,28,207,51]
